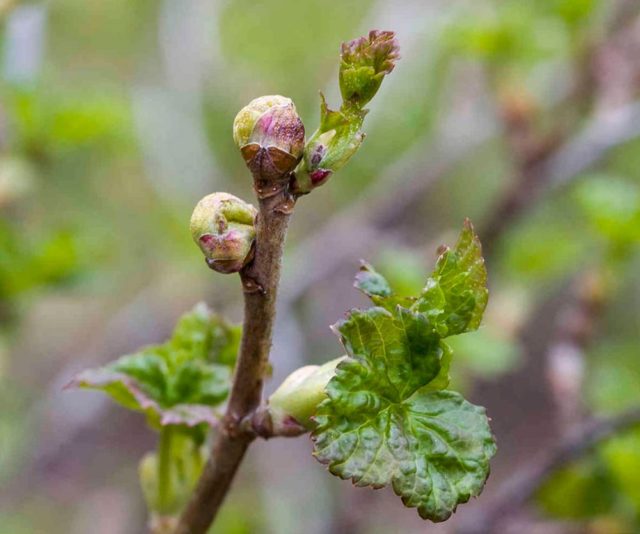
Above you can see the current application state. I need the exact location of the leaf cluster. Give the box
[312,220,496,521]
[67,303,240,435]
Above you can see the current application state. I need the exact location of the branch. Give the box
[457,406,640,534]
[175,191,293,534]
[545,270,606,430]
[481,2,640,253]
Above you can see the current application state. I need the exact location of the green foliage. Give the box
[575,175,640,250]
[6,86,133,158]
[501,207,589,283]
[313,221,496,521]
[68,303,239,431]
[536,340,640,527]
[537,457,616,519]
[537,429,640,530]
[445,0,600,68]
[587,341,640,414]
[0,219,89,302]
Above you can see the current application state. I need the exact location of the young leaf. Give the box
[293,30,399,193]
[414,218,488,337]
[339,30,400,109]
[314,389,495,521]
[354,261,393,299]
[312,221,496,522]
[66,303,239,429]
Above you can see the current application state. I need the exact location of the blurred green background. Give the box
[1,0,639,532]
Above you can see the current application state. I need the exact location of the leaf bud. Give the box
[233,95,305,195]
[190,192,257,274]
[292,31,399,194]
[268,356,345,431]
[339,30,399,108]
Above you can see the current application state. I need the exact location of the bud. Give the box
[233,95,305,194]
[268,356,345,430]
[292,31,399,195]
[292,96,366,192]
[339,30,399,108]
[190,192,257,274]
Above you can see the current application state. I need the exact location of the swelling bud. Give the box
[292,31,399,194]
[268,356,346,431]
[233,95,305,196]
[190,192,257,274]
[339,30,399,108]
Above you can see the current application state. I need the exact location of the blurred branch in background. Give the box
[282,97,640,310]
[458,406,640,534]
[546,270,607,430]
[481,101,640,254]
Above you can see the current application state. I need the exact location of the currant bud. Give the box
[190,192,257,274]
[233,95,305,196]
[268,357,345,430]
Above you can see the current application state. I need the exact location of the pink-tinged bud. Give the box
[190,192,257,274]
[233,95,305,196]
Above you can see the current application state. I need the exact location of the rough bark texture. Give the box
[174,191,292,534]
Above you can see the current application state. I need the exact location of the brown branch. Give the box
[175,190,293,534]
[457,406,640,534]
[481,3,640,255]
[545,270,607,430]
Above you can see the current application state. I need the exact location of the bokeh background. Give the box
[1,0,640,532]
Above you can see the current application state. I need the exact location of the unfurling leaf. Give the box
[67,303,239,431]
[415,218,488,337]
[312,220,495,522]
[339,30,400,108]
[293,31,399,194]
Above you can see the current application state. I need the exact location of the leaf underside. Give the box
[313,220,496,522]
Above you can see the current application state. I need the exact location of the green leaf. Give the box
[356,220,488,337]
[331,307,445,403]
[354,261,393,298]
[414,219,488,337]
[313,220,495,521]
[314,387,495,521]
[67,303,239,429]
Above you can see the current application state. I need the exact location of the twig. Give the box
[175,190,293,534]
[481,3,640,253]
[546,270,606,430]
[457,406,640,534]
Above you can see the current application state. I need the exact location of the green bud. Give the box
[339,30,399,108]
[292,31,399,195]
[268,356,345,431]
[190,192,257,274]
[233,95,305,194]
[295,96,366,191]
